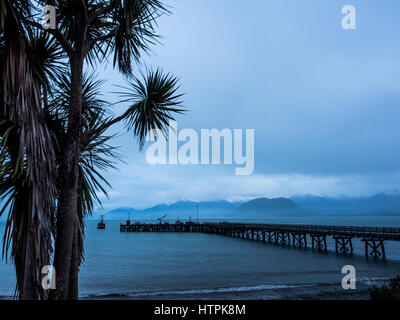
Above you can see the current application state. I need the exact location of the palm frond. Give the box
[116,68,184,147]
[48,72,109,126]
[28,29,68,87]
[106,0,169,75]
[0,6,57,299]
[0,0,31,34]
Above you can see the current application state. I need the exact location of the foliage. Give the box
[369,276,400,300]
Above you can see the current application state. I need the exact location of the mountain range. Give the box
[107,200,239,220]
[291,191,400,215]
[100,191,400,220]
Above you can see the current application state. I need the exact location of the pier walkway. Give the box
[120,221,400,259]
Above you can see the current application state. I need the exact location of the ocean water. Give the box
[1,216,400,299]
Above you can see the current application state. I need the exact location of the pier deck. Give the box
[120,221,400,259]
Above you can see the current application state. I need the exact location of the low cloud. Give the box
[97,160,400,212]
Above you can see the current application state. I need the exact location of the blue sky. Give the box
[93,0,400,211]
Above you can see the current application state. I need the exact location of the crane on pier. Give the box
[158,214,167,224]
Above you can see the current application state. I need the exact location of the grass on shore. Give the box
[369,275,400,300]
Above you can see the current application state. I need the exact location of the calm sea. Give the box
[1,215,400,299]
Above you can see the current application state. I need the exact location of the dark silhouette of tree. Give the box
[0,0,184,300]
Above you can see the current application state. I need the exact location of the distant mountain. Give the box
[233,197,314,217]
[290,195,367,214]
[106,200,242,220]
[291,191,400,215]
[363,192,400,214]
[109,207,139,214]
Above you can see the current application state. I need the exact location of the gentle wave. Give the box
[83,284,304,298]
[358,277,389,286]
[80,277,392,299]
[80,283,333,299]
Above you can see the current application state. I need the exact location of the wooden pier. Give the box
[120,221,400,259]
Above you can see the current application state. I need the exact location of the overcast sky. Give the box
[93,0,400,211]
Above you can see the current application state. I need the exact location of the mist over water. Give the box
[1,216,400,299]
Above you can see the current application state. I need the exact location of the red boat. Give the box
[97,215,106,229]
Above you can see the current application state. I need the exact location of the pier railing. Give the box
[205,223,400,240]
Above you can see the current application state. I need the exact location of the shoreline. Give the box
[81,281,386,300]
[0,280,388,300]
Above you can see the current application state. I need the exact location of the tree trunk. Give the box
[68,221,80,300]
[51,56,84,300]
